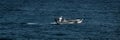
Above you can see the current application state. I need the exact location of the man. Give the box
[54,16,65,24]
[58,16,63,22]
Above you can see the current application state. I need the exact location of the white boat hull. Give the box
[55,19,83,24]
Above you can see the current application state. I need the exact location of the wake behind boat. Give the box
[54,16,83,24]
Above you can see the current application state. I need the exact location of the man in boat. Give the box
[58,16,64,22]
[54,16,65,23]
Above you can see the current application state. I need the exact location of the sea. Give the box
[0,0,120,40]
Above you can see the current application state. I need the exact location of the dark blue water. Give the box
[0,0,120,40]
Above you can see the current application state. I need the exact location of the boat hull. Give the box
[55,19,83,24]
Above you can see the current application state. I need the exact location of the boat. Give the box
[54,16,83,24]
